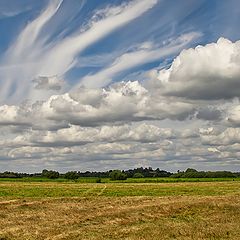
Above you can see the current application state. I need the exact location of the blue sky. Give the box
[0,0,239,102]
[0,0,240,172]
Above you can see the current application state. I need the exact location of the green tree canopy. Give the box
[133,173,144,178]
[64,171,79,180]
[109,170,127,180]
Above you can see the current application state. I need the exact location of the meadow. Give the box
[0,179,240,239]
[0,176,238,183]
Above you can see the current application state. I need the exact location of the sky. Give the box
[0,0,240,173]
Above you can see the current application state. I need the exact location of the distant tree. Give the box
[0,171,21,178]
[133,173,144,178]
[205,171,236,178]
[109,170,127,180]
[185,168,198,173]
[234,172,240,177]
[64,171,79,180]
[41,169,49,177]
[42,169,59,179]
[47,171,59,179]
[172,169,236,178]
[154,168,172,177]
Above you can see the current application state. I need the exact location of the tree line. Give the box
[171,168,237,178]
[0,167,239,180]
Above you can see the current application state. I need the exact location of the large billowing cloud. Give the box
[0,81,196,130]
[33,123,175,147]
[153,38,240,100]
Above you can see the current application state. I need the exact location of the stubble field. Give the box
[0,181,240,239]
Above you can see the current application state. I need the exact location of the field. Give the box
[0,180,240,239]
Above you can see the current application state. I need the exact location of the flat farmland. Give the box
[0,181,240,239]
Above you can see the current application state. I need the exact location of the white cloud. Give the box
[34,123,174,147]
[0,105,30,126]
[0,2,32,19]
[8,0,63,60]
[208,147,220,153]
[227,104,240,127]
[40,81,194,127]
[33,76,65,91]
[152,38,240,100]
[0,80,196,133]
[200,127,240,146]
[0,105,19,125]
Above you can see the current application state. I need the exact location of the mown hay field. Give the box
[0,181,240,239]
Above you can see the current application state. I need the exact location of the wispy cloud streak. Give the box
[0,0,158,103]
[79,32,201,88]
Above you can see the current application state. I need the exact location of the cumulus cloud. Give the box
[33,76,65,91]
[0,80,195,130]
[200,127,240,146]
[152,38,240,100]
[0,119,178,171]
[42,81,195,127]
[226,104,240,127]
[0,105,30,126]
[34,123,175,147]
[208,147,221,153]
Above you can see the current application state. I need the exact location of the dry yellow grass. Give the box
[0,182,240,239]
